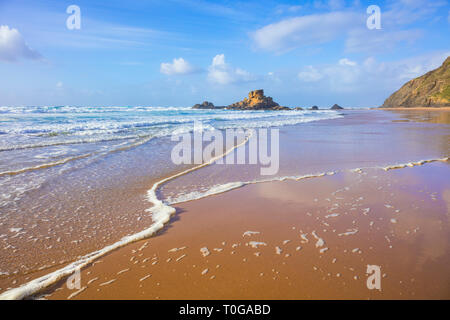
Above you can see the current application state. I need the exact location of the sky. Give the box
[0,0,449,108]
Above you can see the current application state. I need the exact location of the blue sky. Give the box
[0,0,449,107]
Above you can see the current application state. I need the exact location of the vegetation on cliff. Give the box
[382,56,450,108]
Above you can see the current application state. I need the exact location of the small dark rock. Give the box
[192,101,225,109]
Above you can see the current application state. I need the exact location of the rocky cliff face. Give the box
[227,90,289,110]
[382,56,450,108]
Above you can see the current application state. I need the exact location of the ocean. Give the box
[0,105,342,208]
[0,105,343,296]
[1,106,449,299]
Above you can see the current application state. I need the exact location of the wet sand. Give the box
[1,109,449,299]
[378,107,450,110]
[42,160,450,300]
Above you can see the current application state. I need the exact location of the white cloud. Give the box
[338,58,357,66]
[251,1,445,54]
[207,54,255,85]
[13,7,172,50]
[345,28,422,53]
[298,66,323,82]
[327,0,345,10]
[0,25,41,62]
[275,5,302,15]
[373,52,450,82]
[322,63,361,92]
[250,11,361,53]
[288,5,303,13]
[382,0,447,27]
[160,58,197,75]
[296,52,450,94]
[212,54,226,67]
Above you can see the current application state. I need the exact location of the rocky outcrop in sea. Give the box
[191,90,289,111]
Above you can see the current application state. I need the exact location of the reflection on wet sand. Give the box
[45,161,450,299]
[385,109,450,124]
[1,109,449,299]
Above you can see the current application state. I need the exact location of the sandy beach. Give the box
[44,160,450,300]
[3,0,450,306]
[1,109,448,300]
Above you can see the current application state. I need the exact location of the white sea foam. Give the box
[300,233,309,243]
[338,228,358,237]
[139,274,151,282]
[99,279,116,286]
[381,157,448,171]
[167,182,245,205]
[67,286,87,299]
[176,254,186,262]
[0,154,93,177]
[319,247,328,254]
[168,246,186,252]
[312,231,325,248]
[243,231,260,237]
[0,129,252,300]
[248,241,267,248]
[168,172,336,206]
[200,247,211,257]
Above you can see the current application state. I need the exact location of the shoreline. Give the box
[2,156,448,299]
[1,109,449,299]
[0,130,252,300]
[44,160,450,299]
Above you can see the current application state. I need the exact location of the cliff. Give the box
[382,56,450,108]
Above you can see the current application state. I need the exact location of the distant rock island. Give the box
[193,89,289,110]
[192,101,225,109]
[382,56,450,108]
[228,89,289,110]
[192,89,344,111]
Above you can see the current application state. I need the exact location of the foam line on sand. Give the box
[0,154,447,299]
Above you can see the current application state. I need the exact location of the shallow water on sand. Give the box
[47,161,450,299]
[160,110,450,204]
[0,109,449,296]
[0,106,342,288]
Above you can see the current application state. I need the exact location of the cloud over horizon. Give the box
[250,11,359,53]
[208,54,255,85]
[160,57,198,75]
[0,25,42,62]
[250,0,446,54]
[296,52,450,96]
